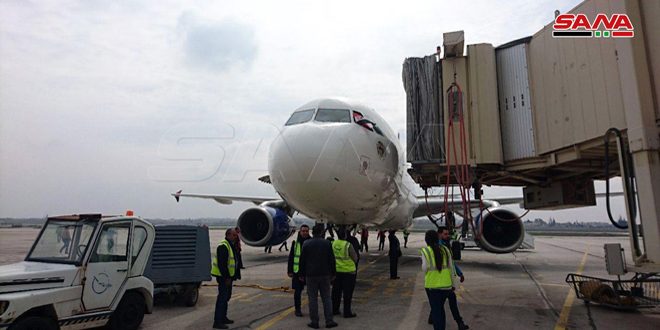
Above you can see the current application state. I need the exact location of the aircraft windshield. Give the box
[315,109,351,123]
[285,109,315,126]
[27,219,97,264]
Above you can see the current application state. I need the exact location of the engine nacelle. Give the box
[237,206,293,247]
[474,207,524,254]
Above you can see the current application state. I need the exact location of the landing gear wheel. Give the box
[181,284,200,307]
[9,316,57,330]
[108,291,145,330]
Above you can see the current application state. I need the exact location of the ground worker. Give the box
[388,230,401,279]
[212,228,239,329]
[331,227,358,318]
[299,224,338,329]
[288,225,310,317]
[377,230,386,251]
[359,227,369,252]
[346,228,361,269]
[279,239,289,252]
[439,227,469,330]
[403,229,410,248]
[427,227,468,329]
[420,230,455,330]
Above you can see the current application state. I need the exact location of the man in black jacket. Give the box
[388,230,401,279]
[346,229,361,267]
[299,224,338,329]
[288,225,310,317]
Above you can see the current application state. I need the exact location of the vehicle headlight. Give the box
[0,301,9,315]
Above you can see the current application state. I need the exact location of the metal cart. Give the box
[565,273,660,310]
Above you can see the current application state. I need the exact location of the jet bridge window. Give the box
[285,109,315,126]
[315,109,351,123]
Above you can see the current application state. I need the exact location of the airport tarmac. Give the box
[1,228,659,329]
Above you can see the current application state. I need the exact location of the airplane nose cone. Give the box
[269,124,347,184]
[267,121,400,224]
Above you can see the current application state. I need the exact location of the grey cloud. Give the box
[179,14,257,72]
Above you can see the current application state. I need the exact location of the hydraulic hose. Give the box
[604,127,641,257]
[604,128,632,229]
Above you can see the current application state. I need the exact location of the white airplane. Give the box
[173,98,527,254]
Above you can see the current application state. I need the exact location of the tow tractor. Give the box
[0,213,156,330]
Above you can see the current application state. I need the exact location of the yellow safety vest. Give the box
[333,239,356,273]
[292,240,302,273]
[211,239,235,277]
[420,245,453,289]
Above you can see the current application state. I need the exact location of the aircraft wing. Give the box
[413,197,497,218]
[172,190,276,206]
[413,192,624,218]
[483,192,622,205]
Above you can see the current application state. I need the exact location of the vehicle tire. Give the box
[9,316,57,330]
[451,241,462,260]
[108,291,145,330]
[182,284,200,307]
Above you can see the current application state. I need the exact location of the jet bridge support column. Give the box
[613,0,660,272]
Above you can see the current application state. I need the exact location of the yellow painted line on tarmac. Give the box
[255,305,297,330]
[241,293,263,302]
[554,249,589,330]
[257,254,387,330]
[541,283,569,288]
[229,292,248,300]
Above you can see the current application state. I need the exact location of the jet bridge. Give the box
[403,0,660,272]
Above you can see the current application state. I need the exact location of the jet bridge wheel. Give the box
[9,316,57,330]
[108,291,145,330]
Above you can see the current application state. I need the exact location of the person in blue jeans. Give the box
[427,227,469,330]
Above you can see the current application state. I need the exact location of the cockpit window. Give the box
[315,109,351,123]
[285,109,315,126]
[353,110,384,136]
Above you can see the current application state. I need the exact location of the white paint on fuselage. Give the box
[268,98,418,228]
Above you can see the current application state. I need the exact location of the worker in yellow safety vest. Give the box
[437,227,469,330]
[420,229,456,330]
[331,227,358,318]
[288,225,311,317]
[212,228,238,329]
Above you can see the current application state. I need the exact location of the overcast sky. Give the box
[0,0,628,223]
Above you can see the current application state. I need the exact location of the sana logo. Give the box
[552,13,634,38]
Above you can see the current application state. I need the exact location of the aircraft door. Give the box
[82,221,131,311]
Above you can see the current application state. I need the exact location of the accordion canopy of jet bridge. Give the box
[403,55,444,165]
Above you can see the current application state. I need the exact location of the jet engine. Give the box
[473,207,524,254]
[237,206,293,247]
